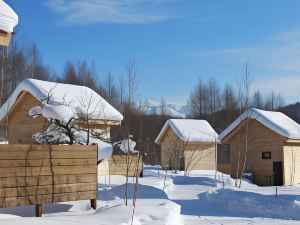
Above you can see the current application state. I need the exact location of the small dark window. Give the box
[262,152,271,160]
[217,144,230,164]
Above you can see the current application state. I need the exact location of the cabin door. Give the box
[273,161,283,186]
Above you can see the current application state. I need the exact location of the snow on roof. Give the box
[0,1,18,33]
[155,119,219,144]
[0,78,123,122]
[219,108,300,140]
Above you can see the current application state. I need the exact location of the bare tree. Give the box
[207,77,220,126]
[188,79,208,118]
[222,83,237,126]
[237,60,253,188]
[252,90,264,109]
[30,43,39,79]
[123,59,138,206]
[160,96,166,116]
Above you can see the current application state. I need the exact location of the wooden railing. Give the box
[0,144,98,216]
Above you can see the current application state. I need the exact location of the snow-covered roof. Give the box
[155,119,219,144]
[0,1,18,33]
[219,108,300,141]
[0,78,123,122]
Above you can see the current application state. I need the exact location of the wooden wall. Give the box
[217,164,231,175]
[108,155,143,177]
[1,91,113,143]
[0,32,12,46]
[6,92,46,144]
[283,144,300,185]
[160,126,184,170]
[0,144,97,208]
[159,127,216,171]
[184,143,216,172]
[224,119,286,186]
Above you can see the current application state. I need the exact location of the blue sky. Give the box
[7,0,300,104]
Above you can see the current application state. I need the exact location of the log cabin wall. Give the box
[0,144,97,209]
[7,92,46,144]
[2,92,112,144]
[159,127,216,171]
[283,143,300,185]
[225,119,286,186]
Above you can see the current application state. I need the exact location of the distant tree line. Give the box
[187,76,285,131]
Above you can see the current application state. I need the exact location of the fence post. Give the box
[35,204,43,217]
[91,199,97,209]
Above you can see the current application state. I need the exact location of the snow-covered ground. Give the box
[1,166,300,225]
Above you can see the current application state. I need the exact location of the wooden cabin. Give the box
[155,119,219,173]
[220,108,300,186]
[0,78,123,144]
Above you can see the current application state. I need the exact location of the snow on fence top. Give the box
[219,108,300,140]
[0,78,123,122]
[155,119,219,144]
[0,0,18,33]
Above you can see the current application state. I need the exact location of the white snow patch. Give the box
[41,104,77,123]
[77,130,113,160]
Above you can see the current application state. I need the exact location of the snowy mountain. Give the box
[143,99,187,118]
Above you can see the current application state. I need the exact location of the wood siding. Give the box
[283,144,300,185]
[0,144,97,208]
[160,126,184,170]
[217,164,231,175]
[7,92,46,144]
[225,119,286,186]
[184,143,216,171]
[159,127,216,171]
[1,92,112,143]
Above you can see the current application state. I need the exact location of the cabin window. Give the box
[262,152,271,160]
[217,144,230,164]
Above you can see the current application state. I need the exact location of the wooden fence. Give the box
[98,154,143,177]
[0,144,98,216]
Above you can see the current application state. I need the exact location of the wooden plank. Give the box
[53,174,97,185]
[52,165,97,175]
[0,183,97,198]
[54,183,97,193]
[0,165,97,177]
[0,174,97,188]
[0,150,96,160]
[0,176,53,188]
[53,191,97,203]
[0,144,98,208]
[50,151,97,159]
[51,159,97,166]
[36,204,43,217]
[0,159,97,167]
[0,151,50,160]
[0,185,52,198]
[0,144,97,152]
[0,194,53,208]
[0,167,53,177]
